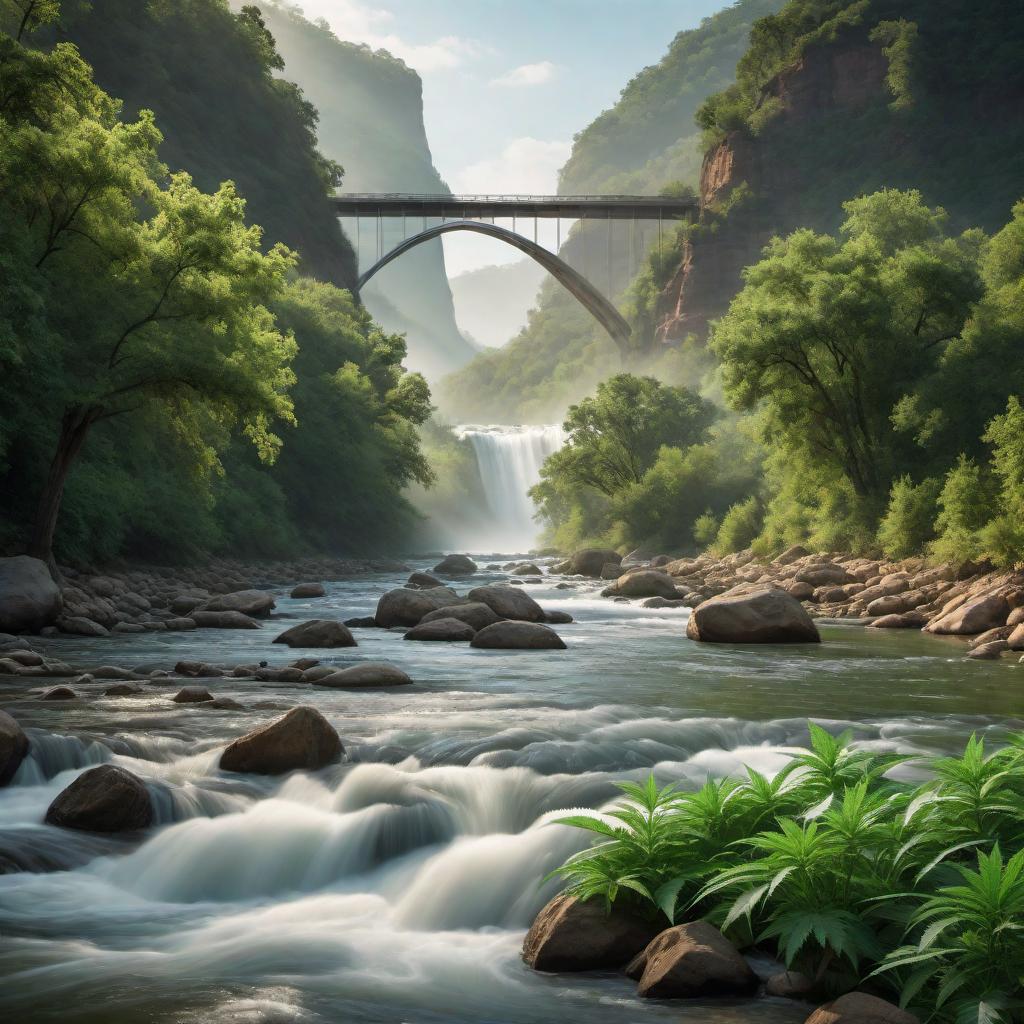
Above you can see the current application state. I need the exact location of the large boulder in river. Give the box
[219,707,343,775]
[0,710,29,786]
[570,548,622,578]
[686,587,820,644]
[471,621,566,650]
[627,921,757,999]
[420,602,502,631]
[375,586,465,628]
[804,993,919,1024]
[272,619,357,648]
[432,554,478,577]
[191,610,261,629]
[404,617,476,642]
[314,663,412,688]
[607,570,679,599]
[407,571,444,589]
[45,765,153,832]
[197,589,275,618]
[467,584,545,622]
[0,556,62,633]
[289,582,325,599]
[523,893,660,972]
[925,593,1010,635]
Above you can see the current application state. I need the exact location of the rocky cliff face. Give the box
[656,38,890,344]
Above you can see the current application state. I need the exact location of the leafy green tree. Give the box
[713,496,762,555]
[876,475,942,560]
[930,456,997,567]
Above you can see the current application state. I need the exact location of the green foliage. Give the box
[877,476,942,560]
[712,497,762,555]
[930,457,997,568]
[870,19,918,111]
[693,512,720,548]
[549,726,1024,1020]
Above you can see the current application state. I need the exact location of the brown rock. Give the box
[926,593,1010,635]
[967,641,1007,660]
[869,612,927,629]
[686,588,820,644]
[45,765,153,832]
[1008,623,1024,650]
[404,617,476,642]
[607,570,680,599]
[466,584,545,622]
[420,602,502,631]
[313,663,412,688]
[471,621,566,649]
[407,571,444,589]
[41,686,77,700]
[628,921,757,998]
[290,583,325,599]
[804,992,919,1024]
[786,581,815,601]
[1007,606,1024,627]
[375,586,465,628]
[432,554,478,577]
[522,893,660,972]
[219,707,343,775]
[765,970,814,998]
[570,548,622,578]
[198,589,275,618]
[272,620,356,648]
[191,610,261,629]
[0,710,29,786]
[104,683,143,696]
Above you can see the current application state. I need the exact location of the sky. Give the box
[289,0,730,275]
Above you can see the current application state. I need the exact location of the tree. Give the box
[0,31,297,565]
[711,189,984,507]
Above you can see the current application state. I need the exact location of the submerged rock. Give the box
[344,616,378,628]
[544,610,574,624]
[272,620,357,648]
[172,686,214,703]
[289,582,325,599]
[0,555,62,633]
[104,683,143,696]
[45,765,153,832]
[467,584,545,622]
[471,621,566,650]
[627,921,757,999]
[219,706,343,775]
[804,993,919,1024]
[523,893,659,972]
[404,618,476,642]
[0,710,29,786]
[197,589,275,618]
[407,571,444,589]
[313,663,412,688]
[686,588,820,644]
[40,686,77,701]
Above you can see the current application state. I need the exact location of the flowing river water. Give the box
[1,562,1022,1024]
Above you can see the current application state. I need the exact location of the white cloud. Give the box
[452,137,572,195]
[489,60,558,88]
[294,0,484,73]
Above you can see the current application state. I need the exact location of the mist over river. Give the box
[1,561,1021,1024]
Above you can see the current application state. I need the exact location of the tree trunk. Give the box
[27,405,98,570]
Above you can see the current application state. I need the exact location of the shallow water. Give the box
[1,561,1021,1023]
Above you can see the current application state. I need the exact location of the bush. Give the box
[876,475,942,560]
[693,512,720,549]
[930,456,997,566]
[712,497,761,554]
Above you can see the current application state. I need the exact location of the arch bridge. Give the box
[331,193,698,353]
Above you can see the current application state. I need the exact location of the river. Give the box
[0,561,1021,1024]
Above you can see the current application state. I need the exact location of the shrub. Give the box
[877,476,942,560]
[712,497,761,554]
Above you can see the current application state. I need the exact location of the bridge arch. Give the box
[356,220,631,352]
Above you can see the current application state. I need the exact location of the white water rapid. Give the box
[455,424,565,553]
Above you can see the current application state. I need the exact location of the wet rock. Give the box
[197,589,275,618]
[1008,606,1024,628]
[0,556,62,633]
[273,620,357,648]
[92,666,140,681]
[511,563,542,575]
[641,597,688,609]
[231,664,258,677]
[290,582,325,599]
[314,663,413,688]
[627,921,757,999]
[172,686,215,703]
[164,617,197,631]
[206,697,244,710]
[606,570,679,599]
[765,970,815,998]
[866,594,913,617]
[466,584,545,622]
[407,572,444,589]
[104,683,143,696]
[523,893,660,972]
[1008,623,1024,650]
[344,615,378,628]
[420,602,502,631]
[301,665,337,682]
[600,562,624,580]
[219,706,343,775]
[404,618,476,642]
[375,586,465,628]
[5,650,42,667]
[966,640,1007,660]
[169,595,206,615]
[56,615,109,637]
[804,992,919,1024]
[191,610,262,629]
[45,765,152,832]
[291,657,320,670]
[926,593,1010,635]
[869,612,927,629]
[686,588,820,644]
[255,667,304,683]
[470,621,566,650]
[795,564,854,587]
[432,554,478,577]
[0,710,29,786]
[113,622,146,633]
[570,548,622,578]
[41,686,77,701]
[544,610,575,624]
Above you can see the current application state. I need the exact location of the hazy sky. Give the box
[289,0,728,274]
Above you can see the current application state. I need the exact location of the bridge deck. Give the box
[331,193,697,220]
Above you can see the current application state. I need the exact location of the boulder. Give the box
[344,616,378,628]
[191,610,261,629]
[866,594,913,617]
[45,765,153,832]
[219,707,343,775]
[511,563,542,575]
[41,686,77,700]
[375,586,465,628]
[600,562,625,580]
[272,620,357,648]
[544,610,575,624]
[432,554,478,577]
[289,582,325,599]
[786,581,815,601]
[686,588,820,644]
[1008,606,1024,628]
[404,618,476,642]
[420,602,502,631]
[570,548,622,578]
[104,683,143,696]
[642,597,689,609]
[5,650,42,666]
[607,570,679,599]
[470,621,566,650]
[966,641,1007,660]
[313,663,413,688]
[804,993,919,1024]
[407,571,444,589]
[0,556,62,633]
[198,589,275,618]
[172,686,215,703]
[765,970,814,998]
[775,545,810,565]
[56,615,109,637]
[164,617,197,631]
[0,710,29,786]
[869,612,927,629]
[926,593,1010,635]
[795,564,854,586]
[467,584,545,622]
[170,595,206,615]
[301,665,337,682]
[522,893,660,972]
[1007,623,1024,650]
[627,921,757,999]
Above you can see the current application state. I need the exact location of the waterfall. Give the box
[454,424,565,553]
